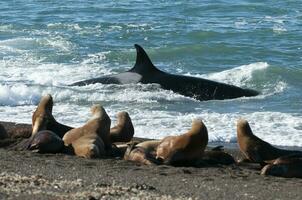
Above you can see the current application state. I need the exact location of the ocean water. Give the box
[0,1,301,147]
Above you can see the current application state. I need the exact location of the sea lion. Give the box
[71,134,106,158]
[62,104,111,157]
[32,94,72,138]
[200,146,236,165]
[237,119,302,164]
[28,130,64,153]
[261,154,302,178]
[8,127,32,139]
[0,122,32,149]
[110,111,134,143]
[0,122,32,139]
[156,119,208,166]
[0,124,8,139]
[124,140,161,165]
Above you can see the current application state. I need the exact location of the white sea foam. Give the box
[2,102,301,147]
[203,62,269,86]
[273,24,287,33]
[264,16,287,33]
[0,84,40,106]
[47,23,82,31]
[0,36,74,54]
[43,37,74,52]
[0,47,112,86]
[126,111,302,147]
[0,84,300,147]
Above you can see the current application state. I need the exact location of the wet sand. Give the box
[0,121,302,200]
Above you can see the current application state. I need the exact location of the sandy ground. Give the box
[0,121,302,200]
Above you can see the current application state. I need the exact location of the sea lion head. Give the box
[32,94,54,135]
[117,111,129,121]
[89,104,111,148]
[109,111,134,143]
[237,118,254,138]
[90,104,105,118]
[190,118,208,138]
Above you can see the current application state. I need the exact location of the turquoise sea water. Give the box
[0,1,301,146]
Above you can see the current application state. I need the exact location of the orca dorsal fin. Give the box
[129,44,160,74]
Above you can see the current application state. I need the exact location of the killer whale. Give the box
[70,44,259,101]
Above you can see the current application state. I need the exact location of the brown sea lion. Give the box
[0,122,32,149]
[237,119,302,164]
[110,111,134,143]
[71,134,106,158]
[32,94,72,138]
[124,140,161,165]
[28,130,64,153]
[0,121,32,139]
[62,104,111,157]
[261,154,302,178]
[156,119,208,166]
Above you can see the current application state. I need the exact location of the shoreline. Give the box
[1,121,302,199]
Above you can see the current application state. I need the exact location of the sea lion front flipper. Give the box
[245,147,266,166]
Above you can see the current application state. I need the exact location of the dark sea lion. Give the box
[261,154,302,178]
[110,111,134,143]
[124,140,161,165]
[156,119,208,165]
[62,104,111,157]
[237,119,302,164]
[28,130,64,153]
[32,94,72,138]
[200,146,236,165]
[0,124,8,139]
